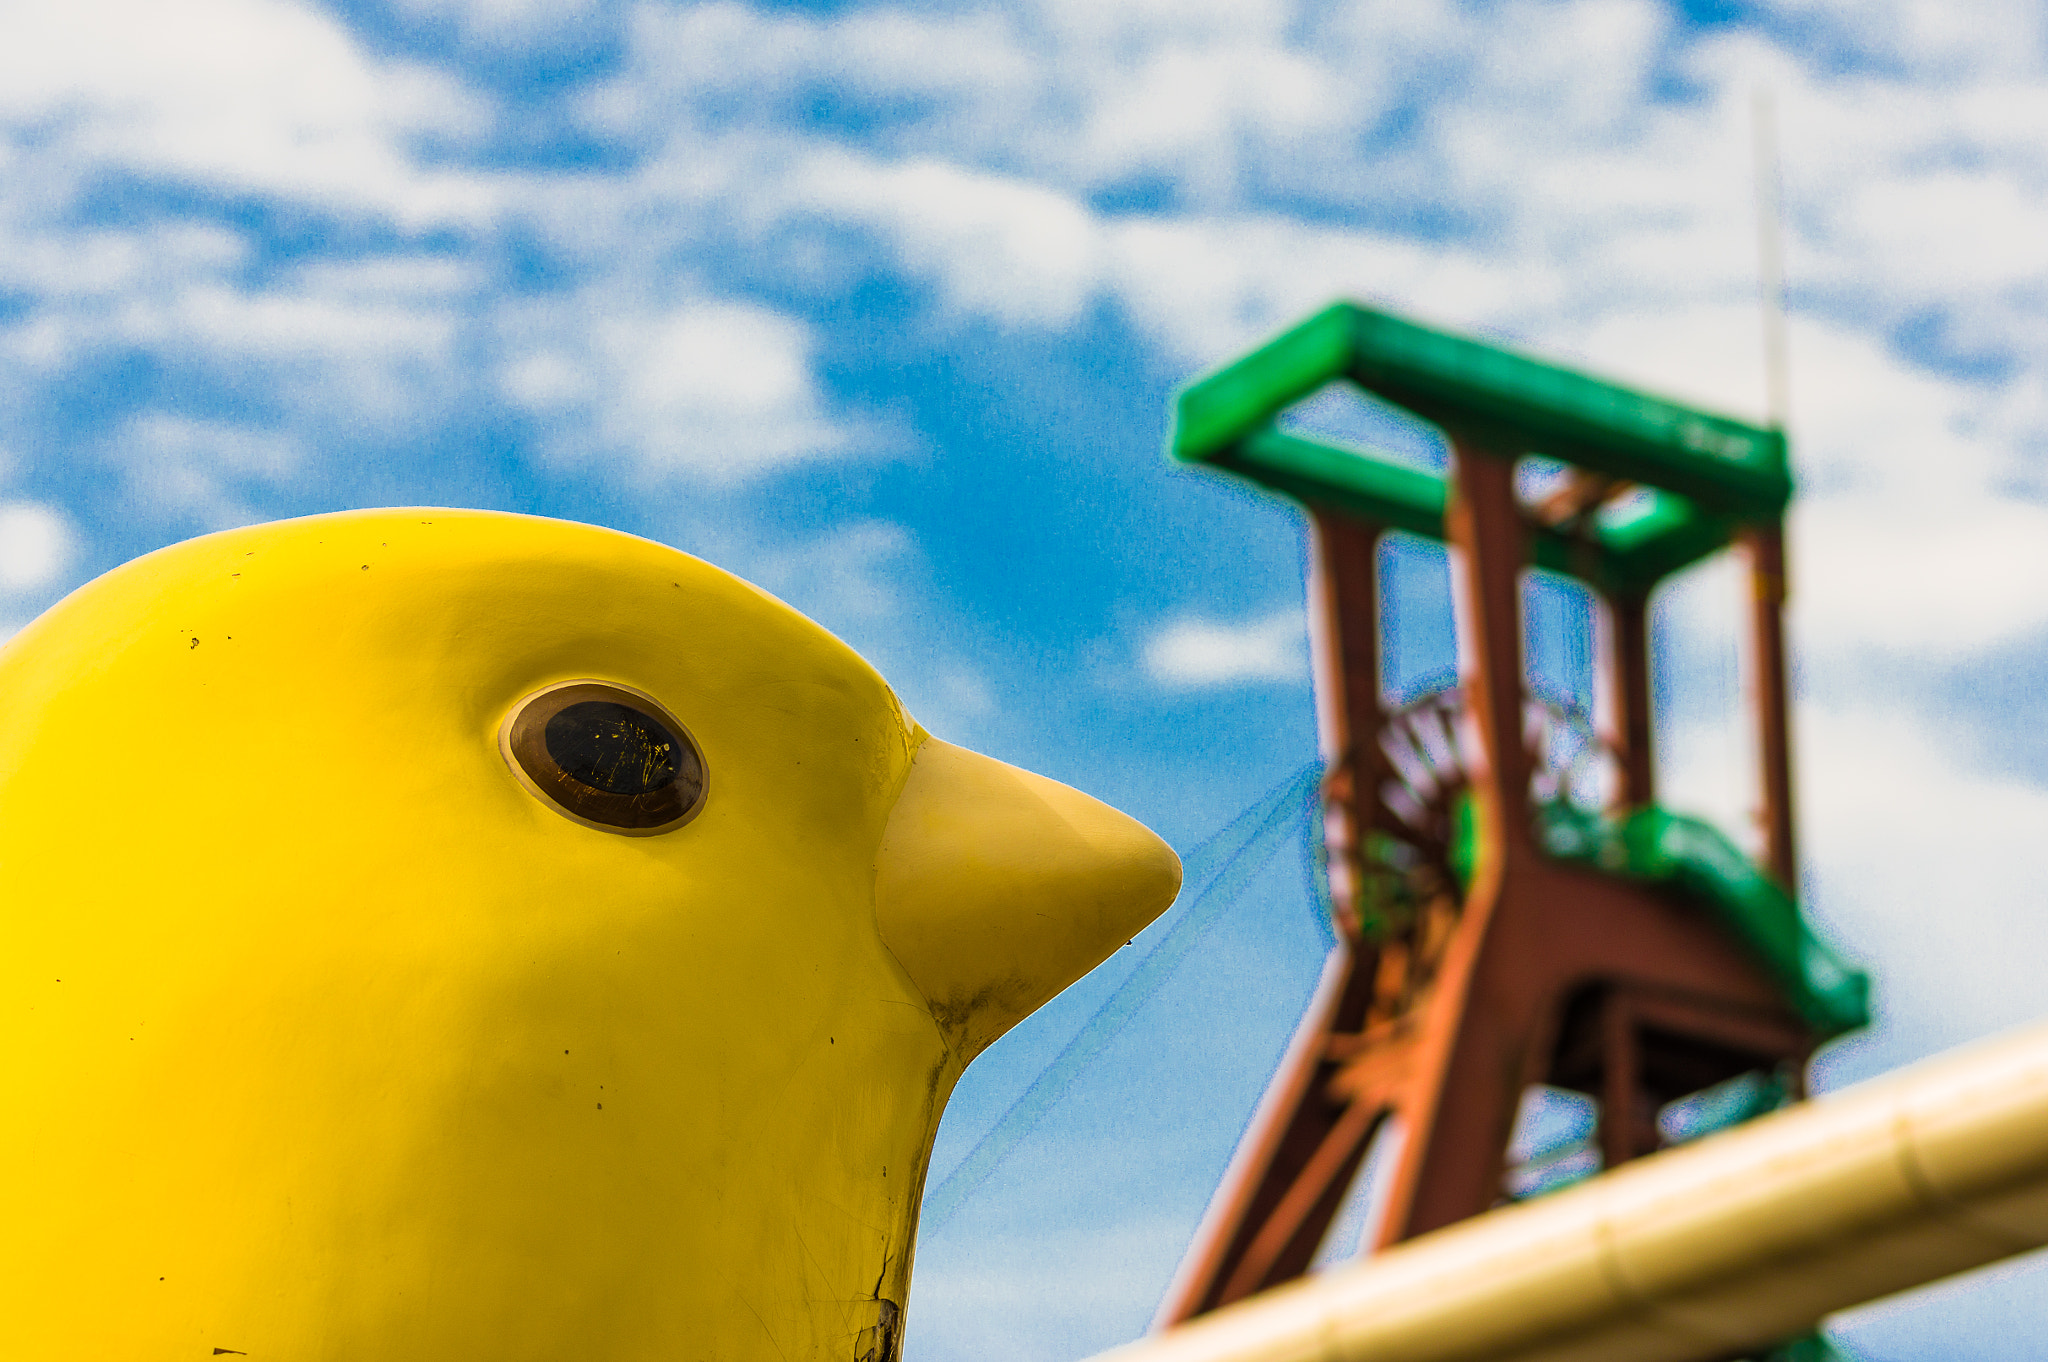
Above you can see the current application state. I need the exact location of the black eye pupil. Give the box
[544,701,681,795]
[504,682,706,834]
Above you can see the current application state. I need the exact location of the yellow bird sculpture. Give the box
[0,509,1180,1361]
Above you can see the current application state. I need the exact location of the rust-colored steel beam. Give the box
[1744,523,1797,891]
[1608,591,1655,809]
[1360,440,1533,1247]
[1214,1093,1383,1303]
[1444,442,1535,868]
[1308,511,1389,940]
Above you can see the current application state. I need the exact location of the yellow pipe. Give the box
[1099,1020,2048,1362]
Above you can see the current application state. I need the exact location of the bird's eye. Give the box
[500,682,706,834]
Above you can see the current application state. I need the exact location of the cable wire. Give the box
[921,761,1325,1234]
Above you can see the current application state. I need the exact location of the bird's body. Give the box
[0,509,1178,1360]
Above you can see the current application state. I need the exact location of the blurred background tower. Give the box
[1153,304,1868,1337]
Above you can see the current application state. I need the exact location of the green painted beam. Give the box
[1221,427,1445,539]
[1174,302,1790,519]
[1209,424,1734,595]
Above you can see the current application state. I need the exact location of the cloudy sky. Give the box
[5,0,2048,1357]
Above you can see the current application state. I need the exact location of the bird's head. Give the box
[0,508,1179,1360]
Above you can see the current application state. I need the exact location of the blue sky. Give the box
[5,0,2048,1357]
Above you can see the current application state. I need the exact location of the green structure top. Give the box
[1170,302,1790,597]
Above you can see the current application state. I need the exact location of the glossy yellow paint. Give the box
[0,509,1180,1361]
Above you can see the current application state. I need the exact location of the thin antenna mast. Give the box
[1753,88,1791,431]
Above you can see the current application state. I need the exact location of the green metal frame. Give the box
[1170,302,1789,596]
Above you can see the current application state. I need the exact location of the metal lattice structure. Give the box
[1153,303,1867,1341]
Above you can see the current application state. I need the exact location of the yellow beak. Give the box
[874,736,1183,1062]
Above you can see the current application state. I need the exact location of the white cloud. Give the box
[0,223,247,378]
[793,155,1100,327]
[0,0,496,447]
[887,661,999,746]
[1755,0,2047,78]
[1845,170,2048,293]
[931,667,996,720]
[0,0,498,228]
[284,255,484,301]
[558,0,2048,421]
[0,222,247,310]
[504,298,865,481]
[0,222,469,440]
[1650,552,1758,853]
[608,305,838,472]
[1145,609,1308,688]
[582,3,1035,145]
[1799,700,2048,1076]
[1051,41,1345,203]
[1101,215,1540,367]
[1551,303,1777,431]
[746,520,917,625]
[0,502,72,591]
[112,413,307,530]
[167,286,459,376]
[1796,498,2048,655]
[501,351,587,410]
